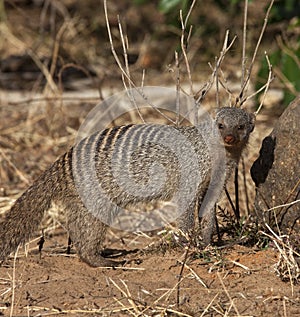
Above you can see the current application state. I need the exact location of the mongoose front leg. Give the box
[178,196,214,246]
[200,207,215,246]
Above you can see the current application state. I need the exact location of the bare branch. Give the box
[254,53,273,115]
[175,51,181,126]
[179,10,193,95]
[117,14,147,123]
[238,0,275,107]
[104,0,134,87]
[104,0,179,125]
[241,0,248,88]
[183,0,197,29]
[195,30,236,105]
[0,22,59,93]
[118,15,131,89]
[215,56,220,108]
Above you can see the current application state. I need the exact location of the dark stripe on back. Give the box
[96,124,134,153]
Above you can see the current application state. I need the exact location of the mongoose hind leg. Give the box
[64,199,122,267]
[176,199,197,243]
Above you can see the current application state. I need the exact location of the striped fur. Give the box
[0,107,255,267]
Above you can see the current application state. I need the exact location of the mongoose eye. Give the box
[218,123,224,129]
[238,124,245,130]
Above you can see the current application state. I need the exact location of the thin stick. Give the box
[121,279,140,315]
[254,53,273,115]
[242,157,251,215]
[118,15,131,88]
[179,9,193,94]
[234,166,240,221]
[264,199,300,213]
[175,51,181,126]
[104,0,177,125]
[181,262,208,288]
[242,72,274,106]
[176,243,191,308]
[273,66,298,96]
[217,272,241,316]
[224,188,237,219]
[0,149,30,185]
[200,293,220,317]
[104,0,135,88]
[230,260,250,271]
[261,225,300,258]
[49,21,69,83]
[277,35,300,70]
[195,31,236,104]
[154,277,186,304]
[7,95,100,106]
[9,245,20,317]
[117,15,145,123]
[109,278,140,315]
[241,0,249,89]
[179,0,196,95]
[0,23,58,93]
[238,0,275,106]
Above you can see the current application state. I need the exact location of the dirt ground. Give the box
[0,237,299,317]
[1,1,300,316]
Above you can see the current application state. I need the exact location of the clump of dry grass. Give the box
[262,223,300,287]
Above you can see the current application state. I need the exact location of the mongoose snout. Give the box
[224,134,236,145]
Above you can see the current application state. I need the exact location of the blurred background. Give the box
[0,0,299,104]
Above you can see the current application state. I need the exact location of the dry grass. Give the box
[0,0,299,316]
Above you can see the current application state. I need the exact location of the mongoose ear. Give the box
[249,113,256,132]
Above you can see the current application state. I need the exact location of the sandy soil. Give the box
[0,230,299,316]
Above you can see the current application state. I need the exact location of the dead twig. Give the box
[241,0,249,87]
[217,272,241,316]
[195,30,237,105]
[104,0,179,125]
[254,53,274,115]
[176,243,191,308]
[179,0,197,95]
[0,149,30,185]
[237,0,275,107]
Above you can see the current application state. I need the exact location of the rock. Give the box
[251,95,300,235]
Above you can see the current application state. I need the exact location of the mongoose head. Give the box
[215,107,255,150]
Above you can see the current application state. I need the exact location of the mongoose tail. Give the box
[0,156,61,262]
[0,150,121,267]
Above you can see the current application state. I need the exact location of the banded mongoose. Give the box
[0,107,255,267]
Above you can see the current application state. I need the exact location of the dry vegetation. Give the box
[0,0,299,316]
